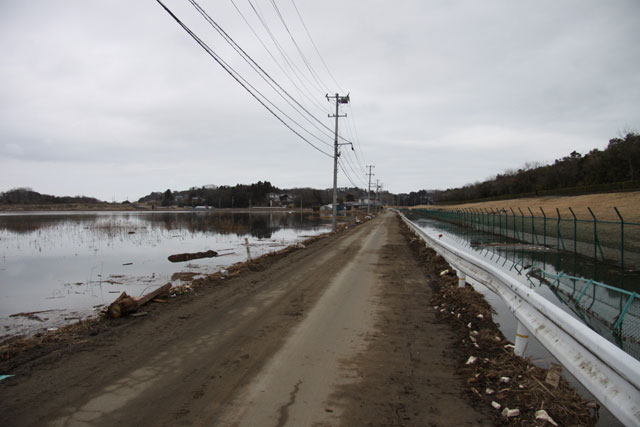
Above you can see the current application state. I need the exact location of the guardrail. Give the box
[397,211,640,426]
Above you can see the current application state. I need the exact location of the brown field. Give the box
[412,191,640,222]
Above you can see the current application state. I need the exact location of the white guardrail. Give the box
[398,212,640,426]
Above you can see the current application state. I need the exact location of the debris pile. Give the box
[107,283,172,318]
[401,218,598,426]
[168,249,218,263]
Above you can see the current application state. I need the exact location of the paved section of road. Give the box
[1,212,491,426]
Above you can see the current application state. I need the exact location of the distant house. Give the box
[320,204,345,212]
[268,193,295,207]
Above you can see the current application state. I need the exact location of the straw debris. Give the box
[402,219,598,426]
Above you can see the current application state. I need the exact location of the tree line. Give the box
[0,188,102,205]
[432,132,640,203]
[138,181,370,208]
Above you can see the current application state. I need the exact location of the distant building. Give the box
[268,193,295,207]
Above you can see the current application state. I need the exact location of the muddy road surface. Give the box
[1,212,491,426]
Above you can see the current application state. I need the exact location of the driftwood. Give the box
[168,250,218,263]
[107,283,172,318]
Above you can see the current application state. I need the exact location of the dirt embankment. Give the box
[401,219,598,426]
[412,191,640,222]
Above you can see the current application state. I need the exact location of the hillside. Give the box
[413,191,640,222]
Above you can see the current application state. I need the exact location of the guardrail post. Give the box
[457,271,466,288]
[514,322,530,356]
[614,207,624,270]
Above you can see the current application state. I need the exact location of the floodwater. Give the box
[0,210,333,337]
[407,215,625,426]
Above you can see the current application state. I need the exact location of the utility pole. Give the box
[375,180,381,213]
[327,93,350,232]
[366,165,375,214]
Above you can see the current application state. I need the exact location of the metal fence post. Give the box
[491,208,496,235]
[556,208,566,250]
[540,207,547,247]
[527,207,538,245]
[614,206,624,270]
[587,207,605,262]
[484,208,491,234]
[568,207,577,258]
[510,208,517,240]
[518,208,526,243]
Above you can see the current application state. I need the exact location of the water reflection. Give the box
[0,211,328,239]
[0,211,333,337]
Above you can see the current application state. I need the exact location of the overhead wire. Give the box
[158,0,370,187]
[341,149,368,187]
[228,0,328,115]
[266,0,330,93]
[155,0,333,158]
[246,0,327,102]
[289,0,344,93]
[345,103,368,171]
[338,160,359,189]
[188,0,335,147]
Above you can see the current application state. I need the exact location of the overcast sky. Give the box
[1,1,638,201]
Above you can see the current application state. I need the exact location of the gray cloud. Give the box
[1,0,638,200]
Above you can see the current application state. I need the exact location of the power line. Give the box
[341,148,368,187]
[246,0,326,98]
[228,0,328,115]
[188,0,335,148]
[289,0,344,93]
[155,0,332,158]
[267,0,330,93]
[338,161,359,189]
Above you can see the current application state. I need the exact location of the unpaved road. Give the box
[1,212,491,426]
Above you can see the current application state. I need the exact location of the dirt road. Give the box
[1,212,491,426]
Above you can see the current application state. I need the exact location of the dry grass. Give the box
[413,191,640,222]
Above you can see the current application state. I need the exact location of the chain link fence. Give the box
[406,208,640,361]
[529,268,640,360]
[412,207,640,271]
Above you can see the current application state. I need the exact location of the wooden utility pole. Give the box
[327,93,350,232]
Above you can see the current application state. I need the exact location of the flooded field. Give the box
[0,210,333,337]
